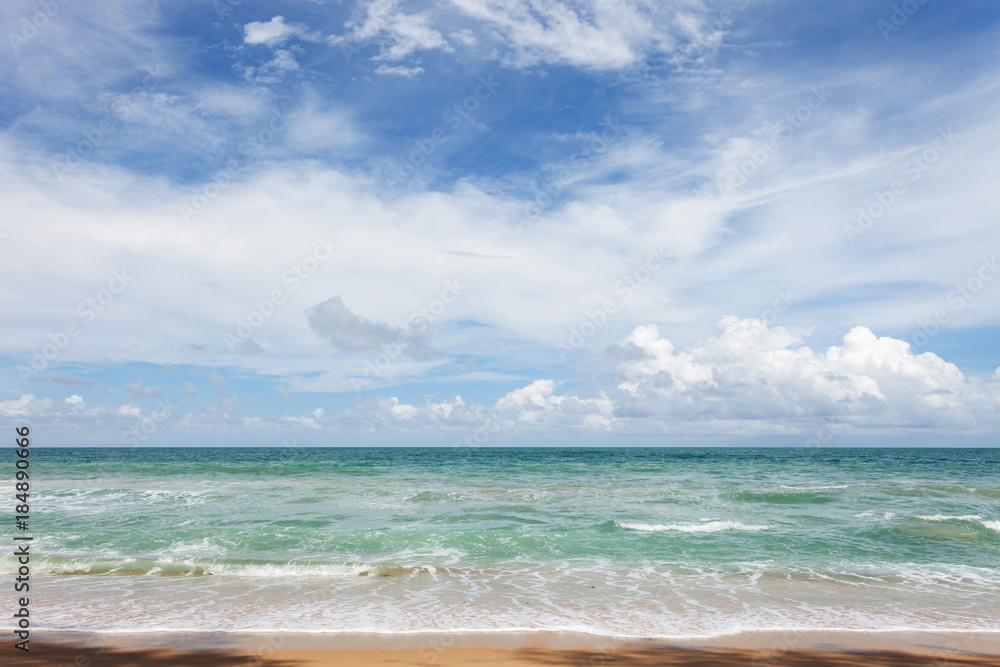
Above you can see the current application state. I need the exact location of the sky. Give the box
[1,0,999,447]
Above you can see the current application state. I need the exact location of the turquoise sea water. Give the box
[5,447,1000,636]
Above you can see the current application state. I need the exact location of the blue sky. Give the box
[2,0,1000,446]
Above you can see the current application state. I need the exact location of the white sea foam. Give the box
[914,514,983,521]
[853,510,895,520]
[616,521,769,533]
[14,557,1000,637]
[0,555,376,578]
[205,562,373,577]
[780,485,848,490]
[981,521,1000,532]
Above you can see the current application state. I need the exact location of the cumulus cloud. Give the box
[282,408,325,429]
[409,319,994,436]
[606,318,1000,433]
[494,379,616,429]
[0,394,50,417]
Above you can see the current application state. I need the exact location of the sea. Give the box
[5,447,1000,638]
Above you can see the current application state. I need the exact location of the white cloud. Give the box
[3,1,1000,444]
[375,12,449,60]
[339,394,493,430]
[436,319,1000,436]
[267,49,300,72]
[384,396,417,419]
[2,100,997,398]
[494,379,615,429]
[375,64,424,78]
[241,16,322,83]
[282,413,322,429]
[334,0,720,73]
[446,0,718,70]
[607,319,1000,433]
[283,97,362,154]
[341,0,449,64]
[242,49,301,83]
[243,16,311,47]
[0,394,50,417]
[450,29,477,46]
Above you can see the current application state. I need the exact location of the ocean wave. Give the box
[779,485,848,490]
[615,520,770,533]
[980,520,1000,532]
[914,514,983,521]
[207,561,376,577]
[0,556,381,578]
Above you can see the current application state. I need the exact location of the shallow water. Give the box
[8,447,1000,636]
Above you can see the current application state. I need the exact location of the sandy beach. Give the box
[10,630,1000,666]
[9,644,1000,666]
[10,644,1000,665]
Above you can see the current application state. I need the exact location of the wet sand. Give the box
[11,630,1000,666]
[9,643,1000,666]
